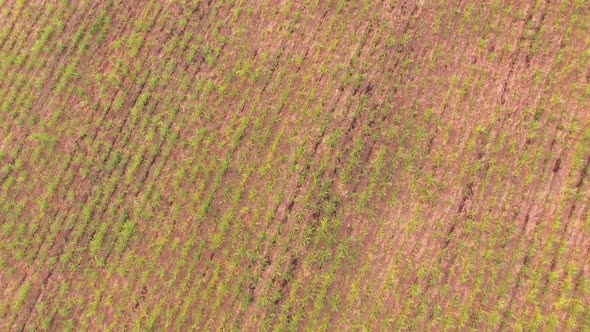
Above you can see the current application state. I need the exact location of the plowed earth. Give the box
[1,0,590,330]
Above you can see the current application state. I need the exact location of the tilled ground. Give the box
[1,0,589,330]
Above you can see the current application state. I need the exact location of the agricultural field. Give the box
[1,0,590,330]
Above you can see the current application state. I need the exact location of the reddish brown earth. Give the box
[1,0,590,330]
